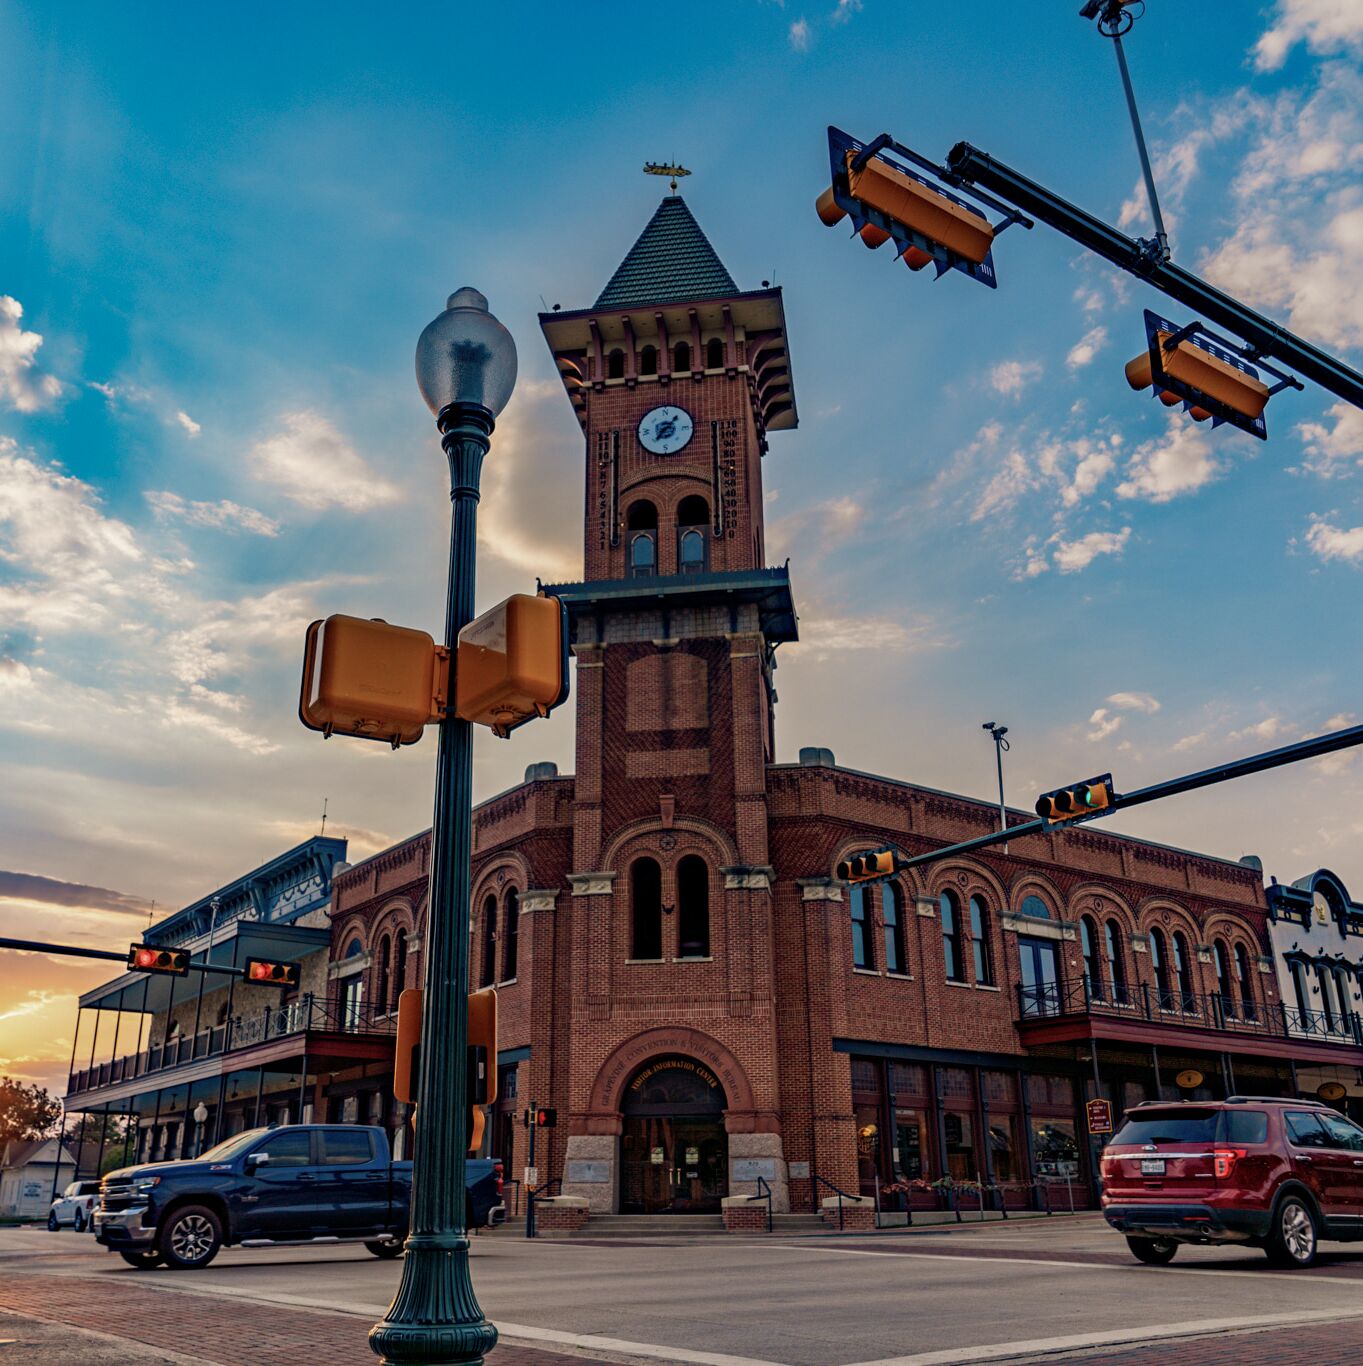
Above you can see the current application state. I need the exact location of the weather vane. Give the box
[644,161,691,193]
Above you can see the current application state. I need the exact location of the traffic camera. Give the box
[1035,775,1115,827]
[127,944,189,976]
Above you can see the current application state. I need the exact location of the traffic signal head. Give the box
[835,849,897,883]
[1035,775,1115,827]
[243,958,300,988]
[299,615,443,748]
[127,944,189,976]
[455,594,569,738]
[467,987,498,1106]
[529,1106,557,1128]
[393,988,423,1106]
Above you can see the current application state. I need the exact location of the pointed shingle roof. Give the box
[594,197,738,310]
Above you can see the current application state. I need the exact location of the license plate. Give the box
[1140,1158,1166,1175]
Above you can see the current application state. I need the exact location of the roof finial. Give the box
[644,161,691,194]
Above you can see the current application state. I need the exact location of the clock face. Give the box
[637,405,694,456]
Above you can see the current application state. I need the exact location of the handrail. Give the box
[747,1175,774,1233]
[811,1172,858,1231]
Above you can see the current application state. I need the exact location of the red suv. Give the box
[1101,1097,1363,1268]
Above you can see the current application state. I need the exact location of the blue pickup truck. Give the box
[93,1123,504,1270]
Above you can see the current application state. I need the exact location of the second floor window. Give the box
[1081,916,1102,1000]
[502,888,520,981]
[969,895,993,986]
[940,890,965,982]
[1234,941,1256,1020]
[631,857,663,960]
[677,856,710,958]
[883,882,906,975]
[377,935,391,1012]
[850,884,874,970]
[627,500,658,579]
[1150,928,1171,1006]
[1105,920,1128,1002]
[1214,940,1234,1017]
[480,893,497,987]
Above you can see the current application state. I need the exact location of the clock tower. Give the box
[540,191,801,1211]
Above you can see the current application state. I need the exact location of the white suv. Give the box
[48,1180,102,1232]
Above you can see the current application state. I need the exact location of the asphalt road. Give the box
[4,1216,1363,1364]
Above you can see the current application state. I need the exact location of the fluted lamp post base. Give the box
[368,1236,498,1365]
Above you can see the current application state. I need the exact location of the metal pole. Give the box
[296,1052,308,1124]
[1109,29,1168,261]
[526,1107,537,1240]
[370,402,496,1366]
[1151,1045,1163,1101]
[252,1065,265,1129]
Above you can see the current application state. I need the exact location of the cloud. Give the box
[1087,708,1123,742]
[146,491,280,537]
[788,18,811,49]
[1172,731,1208,752]
[971,451,1033,524]
[1296,402,1363,477]
[1087,692,1160,743]
[1107,691,1160,715]
[989,359,1042,397]
[1254,0,1363,70]
[1052,526,1131,574]
[829,0,861,21]
[175,410,202,437]
[1229,717,1286,742]
[794,608,949,663]
[0,296,63,412]
[1115,420,1222,503]
[0,871,152,917]
[1304,515,1363,565]
[248,410,402,511]
[1065,326,1108,370]
[88,379,203,438]
[1037,435,1119,508]
[768,492,862,559]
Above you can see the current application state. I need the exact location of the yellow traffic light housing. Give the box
[836,849,897,883]
[394,988,423,1106]
[455,594,569,738]
[467,987,498,1107]
[243,958,300,988]
[1035,774,1115,827]
[127,944,189,976]
[299,615,444,748]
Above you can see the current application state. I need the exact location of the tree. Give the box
[62,1113,134,1174]
[0,1076,62,1145]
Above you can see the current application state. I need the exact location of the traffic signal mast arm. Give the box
[856,720,1363,875]
[0,937,262,976]
[943,141,1359,411]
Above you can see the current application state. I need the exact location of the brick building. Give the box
[324,192,1363,1220]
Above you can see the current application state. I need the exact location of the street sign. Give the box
[523,1167,538,1190]
[1086,1098,1114,1135]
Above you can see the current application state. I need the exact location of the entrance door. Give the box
[1018,938,1061,1016]
[618,1056,728,1214]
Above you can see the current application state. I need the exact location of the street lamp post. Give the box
[192,1101,208,1158]
[369,288,517,1366]
[981,722,1010,853]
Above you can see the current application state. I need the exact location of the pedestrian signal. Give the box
[127,944,189,976]
[393,988,423,1106]
[836,850,897,883]
[1124,311,1299,441]
[1035,775,1115,827]
[243,958,300,988]
[524,1107,557,1128]
[455,594,569,738]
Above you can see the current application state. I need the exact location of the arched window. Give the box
[1150,928,1171,1008]
[627,501,657,579]
[480,893,497,987]
[850,883,875,970]
[1213,939,1235,1019]
[1233,941,1256,1021]
[393,930,407,1011]
[502,888,520,981]
[940,890,965,982]
[631,858,663,960]
[883,883,907,975]
[1080,916,1103,1001]
[377,935,392,1014]
[1019,895,1051,919]
[673,340,691,372]
[1171,931,1195,1012]
[1289,958,1312,1023]
[969,895,993,985]
[677,856,710,958]
[639,344,658,376]
[678,530,705,573]
[1105,921,1128,1004]
[1316,963,1336,1031]
[676,495,709,574]
[705,337,725,369]
[607,348,625,380]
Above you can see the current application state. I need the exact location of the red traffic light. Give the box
[836,849,897,883]
[524,1106,557,1128]
[127,944,189,976]
[243,958,300,988]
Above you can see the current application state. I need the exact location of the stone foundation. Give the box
[721,1195,771,1233]
[533,1195,590,1234]
[560,1134,617,1212]
[820,1194,875,1231]
[725,1131,790,1213]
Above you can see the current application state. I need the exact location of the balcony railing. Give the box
[1017,979,1363,1047]
[67,994,397,1095]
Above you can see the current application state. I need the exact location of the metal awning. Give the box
[78,922,329,1014]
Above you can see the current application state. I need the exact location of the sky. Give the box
[2,0,1363,1095]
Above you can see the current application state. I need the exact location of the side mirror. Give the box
[244,1151,270,1169]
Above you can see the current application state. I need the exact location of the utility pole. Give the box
[981,723,1010,852]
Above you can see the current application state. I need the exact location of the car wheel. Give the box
[1266,1195,1318,1268]
[365,1240,404,1259]
[1125,1236,1178,1265]
[118,1250,163,1270]
[72,1209,86,1233]
[47,1211,59,1232]
[159,1205,223,1270]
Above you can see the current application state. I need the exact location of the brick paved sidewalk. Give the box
[0,1273,615,1366]
[1028,1319,1363,1364]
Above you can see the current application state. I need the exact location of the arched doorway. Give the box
[620,1057,728,1213]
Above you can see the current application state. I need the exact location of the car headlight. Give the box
[133,1177,160,1192]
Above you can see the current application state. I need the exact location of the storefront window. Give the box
[893,1108,926,1181]
[943,1110,977,1179]
[855,1105,881,1193]
[988,1116,1020,1183]
[1031,1117,1079,1177]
